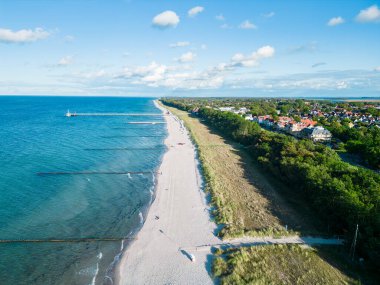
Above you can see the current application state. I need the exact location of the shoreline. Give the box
[116,100,219,285]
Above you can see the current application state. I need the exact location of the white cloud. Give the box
[178,52,196,63]
[263,12,275,18]
[374,66,380,72]
[215,14,225,21]
[152,11,180,28]
[356,5,380,23]
[220,23,232,29]
[170,41,190,48]
[231,45,275,67]
[327,16,345,26]
[58,56,73,66]
[239,20,257,30]
[64,35,75,42]
[289,42,318,54]
[0,27,50,43]
[188,6,204,17]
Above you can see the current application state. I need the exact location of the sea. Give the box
[0,96,167,285]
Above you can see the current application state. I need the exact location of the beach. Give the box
[117,101,220,285]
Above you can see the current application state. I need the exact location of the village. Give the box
[217,100,380,143]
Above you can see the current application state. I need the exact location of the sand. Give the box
[117,101,220,285]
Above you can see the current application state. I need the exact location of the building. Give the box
[301,126,332,142]
[219,107,234,112]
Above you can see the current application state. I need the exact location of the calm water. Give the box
[0,96,167,285]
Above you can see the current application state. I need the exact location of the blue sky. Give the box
[0,0,379,97]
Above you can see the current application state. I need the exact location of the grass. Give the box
[212,245,358,285]
[162,104,319,238]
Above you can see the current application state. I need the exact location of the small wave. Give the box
[90,263,99,285]
[89,253,103,285]
[139,211,144,224]
[127,173,132,179]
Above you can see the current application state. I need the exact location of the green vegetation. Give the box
[325,122,380,169]
[212,245,358,285]
[161,98,380,271]
[162,105,304,238]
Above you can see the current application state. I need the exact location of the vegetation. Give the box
[161,98,380,270]
[162,105,309,237]
[325,122,380,169]
[212,245,358,285]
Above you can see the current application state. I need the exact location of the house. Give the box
[245,114,253,121]
[219,107,234,112]
[301,126,332,142]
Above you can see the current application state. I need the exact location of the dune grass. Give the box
[212,244,358,285]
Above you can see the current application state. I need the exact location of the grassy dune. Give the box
[213,245,358,285]
[163,104,317,238]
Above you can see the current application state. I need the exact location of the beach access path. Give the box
[117,101,220,285]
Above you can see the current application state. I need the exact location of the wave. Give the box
[90,252,103,285]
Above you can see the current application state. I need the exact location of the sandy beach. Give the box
[117,101,220,285]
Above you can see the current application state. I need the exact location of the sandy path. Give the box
[117,101,220,285]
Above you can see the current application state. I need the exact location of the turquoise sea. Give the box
[0,96,167,285]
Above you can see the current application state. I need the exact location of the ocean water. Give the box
[0,96,167,285]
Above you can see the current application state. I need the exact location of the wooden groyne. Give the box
[0,237,136,244]
[68,113,165,117]
[37,171,154,176]
[84,147,164,151]
[127,122,165,124]
[100,135,165,138]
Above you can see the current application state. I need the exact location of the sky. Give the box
[0,0,379,97]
